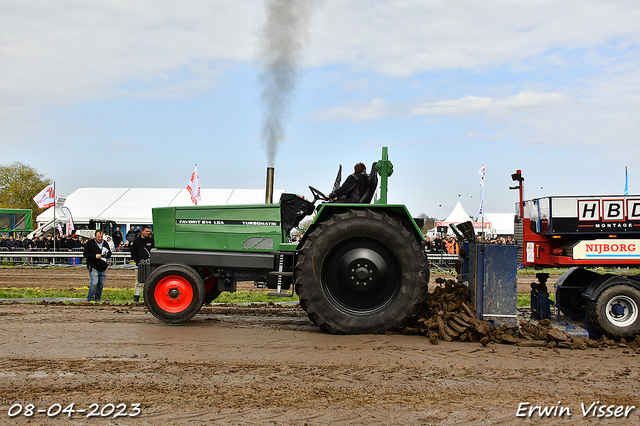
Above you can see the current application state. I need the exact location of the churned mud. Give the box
[1,268,638,425]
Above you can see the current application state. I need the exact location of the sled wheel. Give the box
[589,285,640,338]
[556,286,588,319]
[295,209,429,334]
[144,263,204,324]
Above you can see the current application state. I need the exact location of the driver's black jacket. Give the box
[329,172,368,203]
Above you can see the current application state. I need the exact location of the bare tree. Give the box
[418,213,437,233]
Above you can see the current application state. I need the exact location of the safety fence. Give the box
[427,253,458,270]
[0,248,460,269]
[0,248,131,266]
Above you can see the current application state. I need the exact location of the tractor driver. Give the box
[329,162,368,203]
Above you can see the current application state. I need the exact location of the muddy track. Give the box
[0,301,639,425]
[3,268,637,425]
[0,267,559,293]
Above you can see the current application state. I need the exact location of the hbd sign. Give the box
[578,199,640,222]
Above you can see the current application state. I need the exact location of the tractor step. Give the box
[269,271,293,277]
[267,292,294,298]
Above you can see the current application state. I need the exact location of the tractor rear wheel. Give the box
[588,285,640,338]
[295,209,429,334]
[144,263,205,324]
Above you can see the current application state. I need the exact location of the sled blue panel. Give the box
[470,244,518,327]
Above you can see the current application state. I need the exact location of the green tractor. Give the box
[143,147,429,334]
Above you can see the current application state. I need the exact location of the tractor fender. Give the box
[303,203,425,247]
[582,273,640,301]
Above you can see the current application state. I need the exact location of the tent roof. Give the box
[442,202,472,224]
[483,213,515,235]
[37,187,286,225]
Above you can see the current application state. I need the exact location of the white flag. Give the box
[187,165,201,204]
[62,206,74,235]
[33,184,55,209]
[477,164,485,217]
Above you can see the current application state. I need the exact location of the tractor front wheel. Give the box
[144,263,205,324]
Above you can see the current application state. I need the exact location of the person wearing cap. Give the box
[328,162,368,203]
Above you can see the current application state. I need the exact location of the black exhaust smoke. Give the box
[259,0,315,167]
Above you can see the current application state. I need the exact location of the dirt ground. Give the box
[1,268,639,425]
[0,267,558,293]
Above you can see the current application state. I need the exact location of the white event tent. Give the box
[37,187,286,232]
[428,202,514,238]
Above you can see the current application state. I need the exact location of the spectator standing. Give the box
[83,230,112,302]
[6,236,19,250]
[130,225,154,302]
[126,226,137,245]
[6,236,19,264]
[112,227,123,249]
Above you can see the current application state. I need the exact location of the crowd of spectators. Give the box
[0,233,84,264]
[0,226,151,265]
[0,233,83,252]
[425,235,459,255]
[425,234,515,255]
[477,235,516,245]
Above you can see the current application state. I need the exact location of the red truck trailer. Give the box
[512,170,640,337]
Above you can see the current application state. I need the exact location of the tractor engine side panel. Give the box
[152,204,286,252]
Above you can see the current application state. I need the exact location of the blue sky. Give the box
[2,0,639,220]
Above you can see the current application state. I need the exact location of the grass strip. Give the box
[517,292,555,308]
[0,288,299,304]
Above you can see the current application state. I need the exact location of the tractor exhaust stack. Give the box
[265,167,275,204]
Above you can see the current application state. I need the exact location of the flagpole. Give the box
[53,181,56,260]
[625,166,629,196]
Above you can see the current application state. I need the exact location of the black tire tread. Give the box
[588,284,640,338]
[295,209,429,334]
[144,263,205,324]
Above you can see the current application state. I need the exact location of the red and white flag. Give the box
[187,165,201,204]
[62,206,75,235]
[33,184,55,209]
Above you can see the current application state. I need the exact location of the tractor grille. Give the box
[242,237,274,250]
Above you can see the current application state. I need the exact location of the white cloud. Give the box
[412,92,567,116]
[314,92,568,121]
[308,0,640,76]
[2,0,640,162]
[314,98,396,122]
[0,0,261,107]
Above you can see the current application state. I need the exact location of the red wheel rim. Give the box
[154,275,194,313]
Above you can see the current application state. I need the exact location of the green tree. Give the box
[0,162,52,228]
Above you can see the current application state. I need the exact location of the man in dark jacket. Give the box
[112,227,123,248]
[329,162,368,203]
[6,236,19,250]
[125,226,137,245]
[130,225,154,302]
[83,230,112,302]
